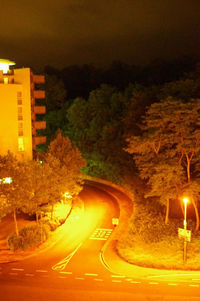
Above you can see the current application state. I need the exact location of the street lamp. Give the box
[183,197,189,263]
[183,197,188,230]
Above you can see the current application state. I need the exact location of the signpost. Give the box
[112,218,119,227]
[178,228,191,242]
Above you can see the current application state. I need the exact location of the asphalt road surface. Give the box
[0,182,200,301]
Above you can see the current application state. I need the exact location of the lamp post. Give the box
[183,197,189,263]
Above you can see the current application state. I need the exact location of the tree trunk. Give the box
[36,212,39,224]
[165,198,169,225]
[192,199,199,232]
[51,204,54,220]
[13,208,19,237]
[187,159,191,183]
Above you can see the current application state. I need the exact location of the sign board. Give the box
[112,218,119,227]
[178,227,191,242]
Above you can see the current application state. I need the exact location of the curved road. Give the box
[0,182,200,301]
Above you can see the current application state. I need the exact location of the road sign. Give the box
[112,218,119,227]
[178,227,191,242]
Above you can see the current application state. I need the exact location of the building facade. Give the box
[0,59,46,161]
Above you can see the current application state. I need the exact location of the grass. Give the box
[116,187,200,270]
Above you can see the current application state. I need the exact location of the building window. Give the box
[18,137,24,151]
[18,122,23,128]
[18,107,23,120]
[18,129,23,136]
[17,91,22,105]
[4,77,8,84]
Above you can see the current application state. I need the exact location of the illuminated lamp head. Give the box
[183,197,189,204]
[0,59,15,74]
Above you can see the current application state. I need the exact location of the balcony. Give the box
[33,75,45,84]
[33,90,45,99]
[32,136,46,149]
[33,106,46,114]
[33,121,46,130]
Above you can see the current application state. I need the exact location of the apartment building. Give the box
[0,59,46,161]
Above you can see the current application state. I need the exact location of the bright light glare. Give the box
[0,59,15,74]
[64,192,72,199]
[183,197,189,204]
[0,177,12,184]
[54,203,69,220]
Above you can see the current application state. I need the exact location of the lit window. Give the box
[3,77,8,84]
[18,137,24,151]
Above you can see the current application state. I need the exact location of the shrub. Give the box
[8,224,50,251]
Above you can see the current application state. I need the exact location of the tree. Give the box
[126,98,200,230]
[45,74,67,111]
[45,131,86,218]
[0,153,30,236]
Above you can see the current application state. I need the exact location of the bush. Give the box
[8,224,50,251]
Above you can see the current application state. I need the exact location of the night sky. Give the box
[1,0,200,70]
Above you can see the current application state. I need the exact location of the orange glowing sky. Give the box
[1,0,200,70]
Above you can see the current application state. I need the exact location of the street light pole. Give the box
[183,198,188,263]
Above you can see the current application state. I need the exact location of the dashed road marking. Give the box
[25,274,34,277]
[9,272,18,276]
[11,268,24,271]
[59,271,72,275]
[130,281,141,284]
[168,283,178,286]
[94,278,103,282]
[59,276,67,279]
[149,282,159,285]
[85,273,98,276]
[75,277,85,280]
[189,284,199,287]
[36,270,48,273]
[111,274,125,278]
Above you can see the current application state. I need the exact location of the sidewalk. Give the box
[0,201,82,264]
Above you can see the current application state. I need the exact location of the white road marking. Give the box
[59,276,67,279]
[52,243,82,271]
[11,268,24,271]
[111,274,125,278]
[59,271,72,275]
[36,270,48,273]
[25,274,34,277]
[168,283,178,286]
[94,278,103,282]
[75,277,85,280]
[130,281,141,284]
[90,228,113,240]
[9,272,18,276]
[189,284,199,287]
[149,282,159,285]
[192,279,200,281]
[84,273,98,276]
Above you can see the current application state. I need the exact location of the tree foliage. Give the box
[126,98,200,230]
